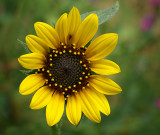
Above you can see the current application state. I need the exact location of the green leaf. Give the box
[81,1,119,25]
[20,69,36,75]
[17,38,31,53]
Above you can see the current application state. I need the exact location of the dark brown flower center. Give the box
[37,43,90,99]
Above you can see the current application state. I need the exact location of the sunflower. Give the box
[18,7,122,126]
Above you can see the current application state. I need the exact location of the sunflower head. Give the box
[39,43,91,98]
[18,7,122,126]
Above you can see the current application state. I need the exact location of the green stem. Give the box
[50,111,64,135]
[50,124,61,135]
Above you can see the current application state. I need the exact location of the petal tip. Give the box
[18,57,22,64]
[87,13,98,20]
[46,119,57,127]
[34,22,41,26]
[25,35,33,43]
[19,88,29,95]
[34,22,43,29]
[26,35,35,40]
[71,119,81,126]
[63,13,68,17]
[106,111,110,116]
[118,68,121,73]
[92,13,98,17]
[29,103,39,110]
[107,33,118,44]
[117,86,122,93]
[34,22,39,27]
[71,6,77,10]
[116,66,121,74]
[47,121,54,127]
[113,33,118,40]
[96,118,101,123]
[25,35,29,40]
[104,107,111,116]
[19,89,24,95]
[29,103,33,109]
[91,13,98,21]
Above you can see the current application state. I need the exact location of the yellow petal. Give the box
[77,89,101,123]
[67,7,81,45]
[90,59,121,75]
[26,35,49,55]
[86,86,110,115]
[85,33,118,61]
[89,75,122,95]
[55,13,68,44]
[19,74,45,95]
[30,86,53,109]
[46,91,65,126]
[74,13,98,48]
[66,94,81,125]
[18,53,46,69]
[34,22,60,48]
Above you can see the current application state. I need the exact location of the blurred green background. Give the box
[0,0,160,135]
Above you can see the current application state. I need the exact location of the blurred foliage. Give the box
[0,0,160,135]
